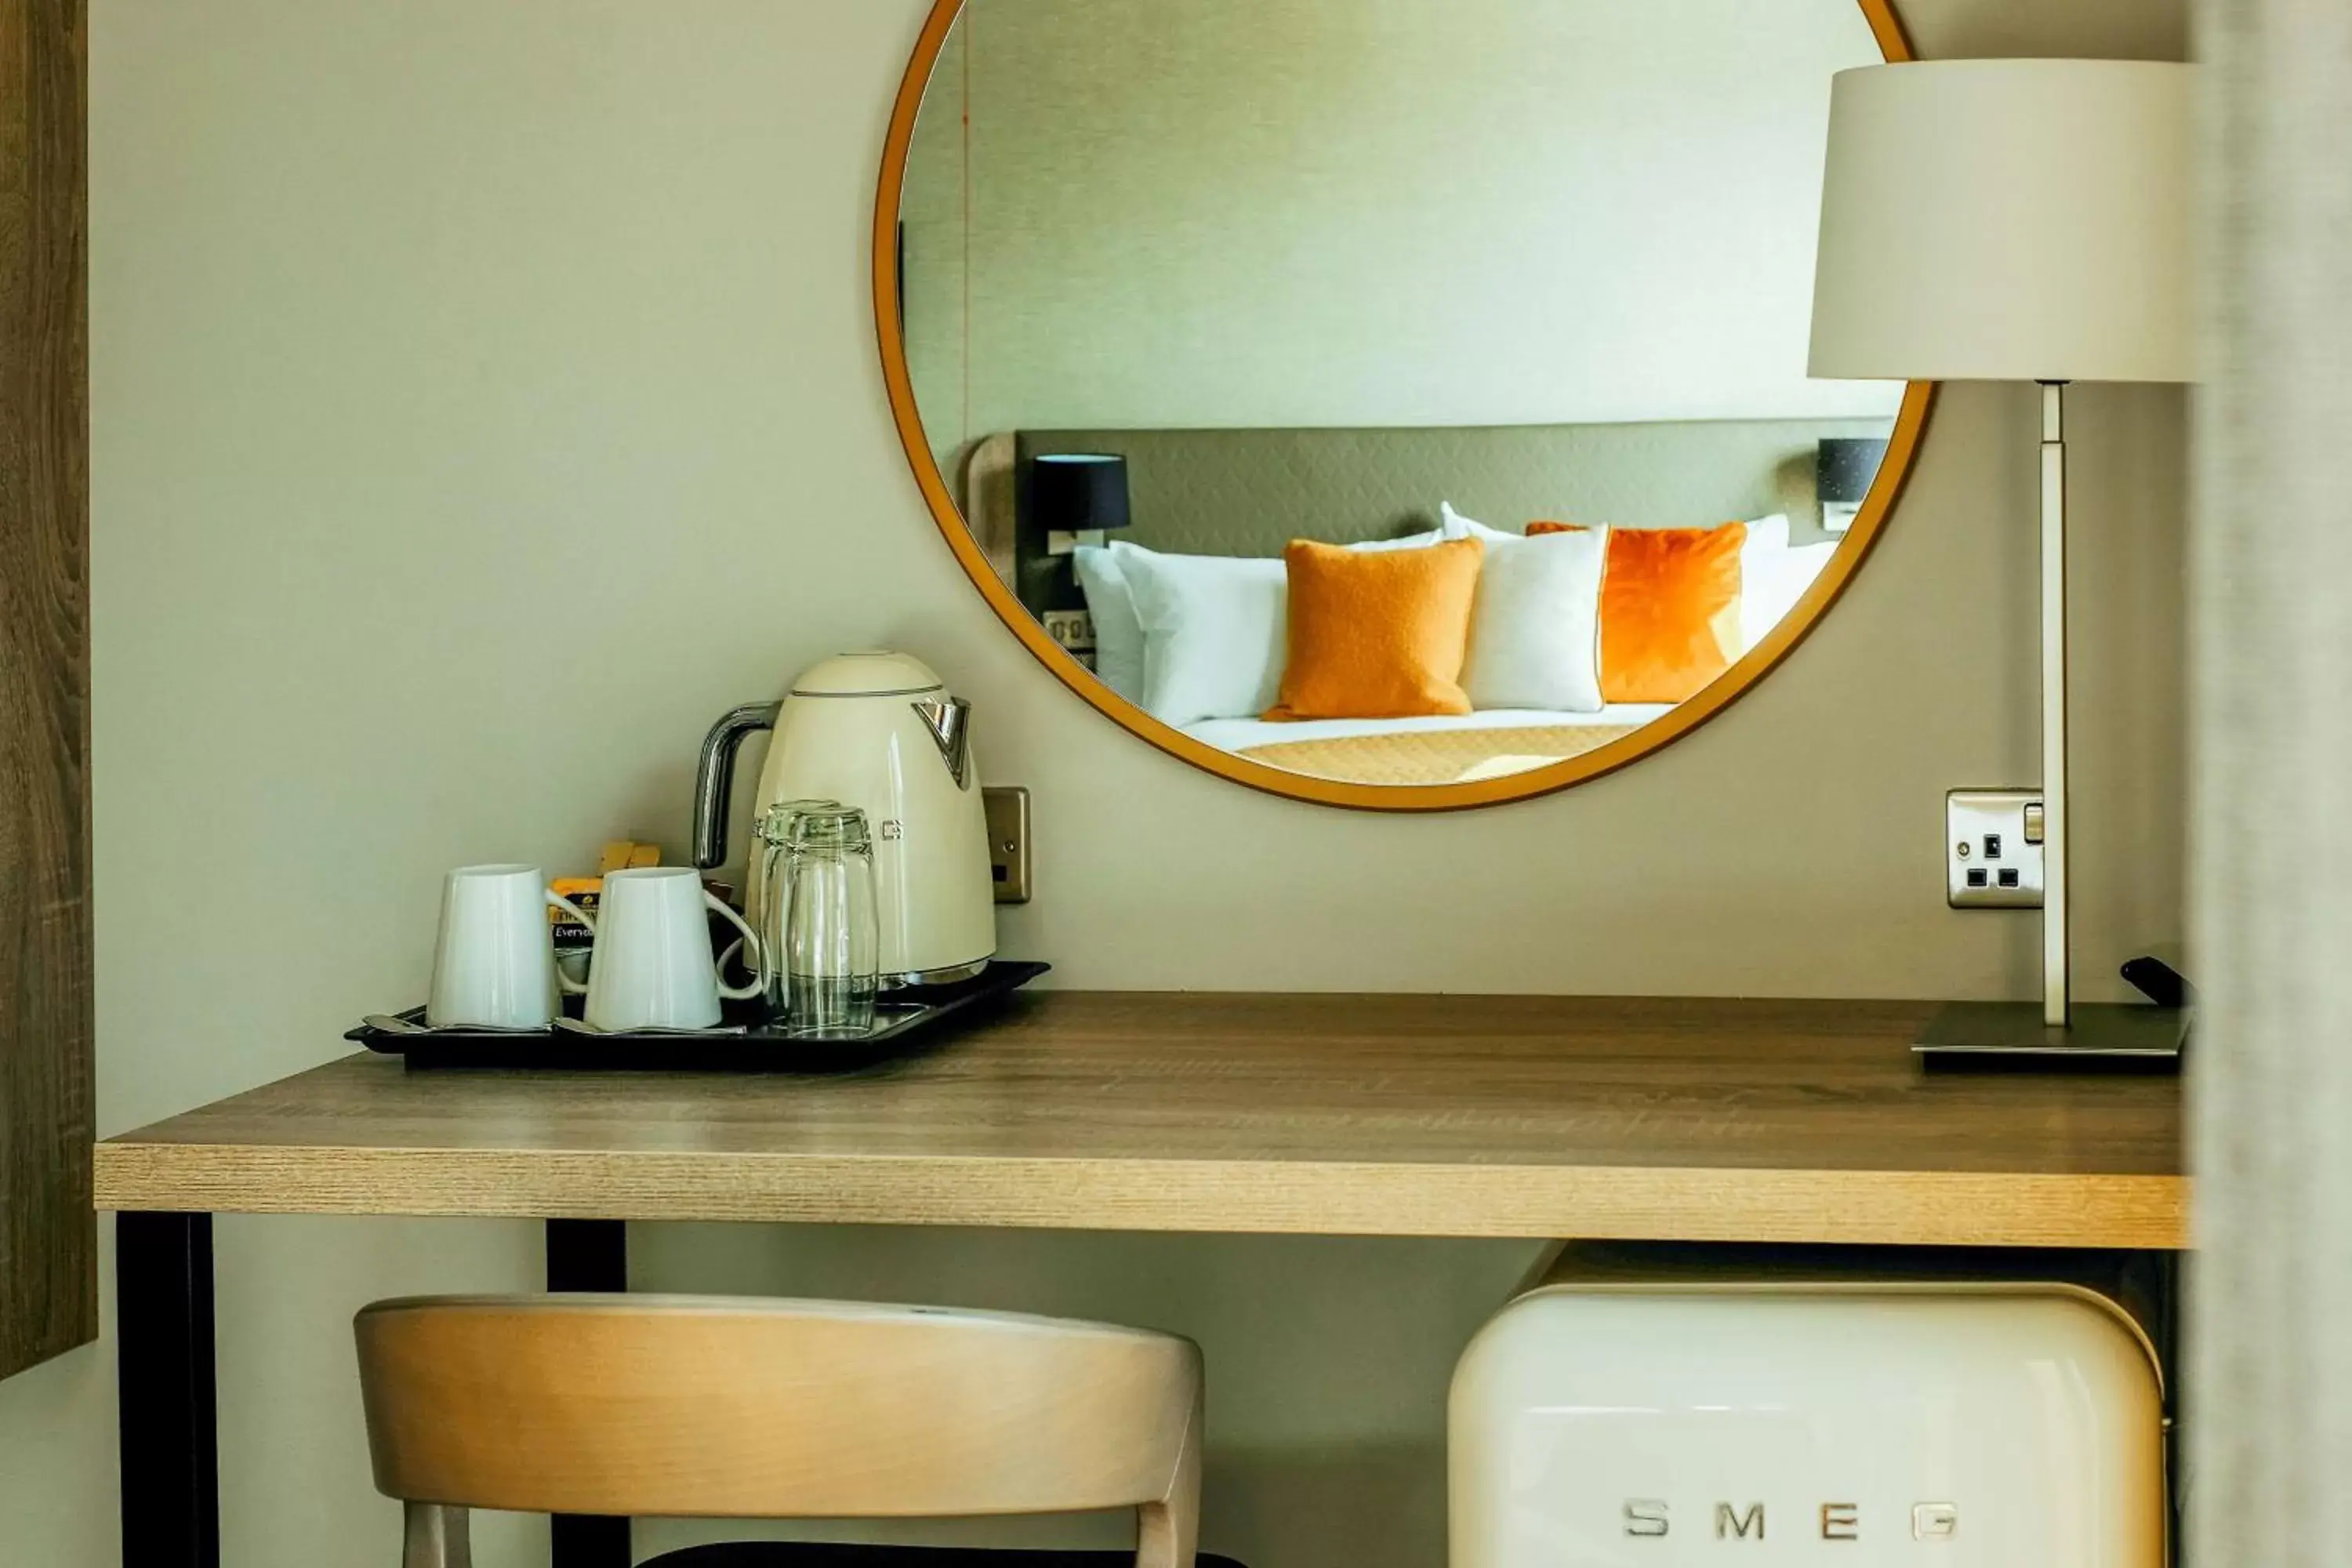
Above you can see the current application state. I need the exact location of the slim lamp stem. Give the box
[2040,381,2070,1029]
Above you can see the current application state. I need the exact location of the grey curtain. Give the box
[2190,2,2352,1563]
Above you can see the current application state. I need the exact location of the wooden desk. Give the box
[94,993,2189,1568]
[99,992,2187,1247]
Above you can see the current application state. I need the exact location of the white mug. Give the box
[428,865,595,1029]
[585,866,764,1032]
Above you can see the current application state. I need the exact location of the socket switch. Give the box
[1947,789,2044,909]
[983,786,1031,905]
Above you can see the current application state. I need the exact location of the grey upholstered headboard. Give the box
[964,417,1897,614]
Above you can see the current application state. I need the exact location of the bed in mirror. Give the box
[876,0,1933,810]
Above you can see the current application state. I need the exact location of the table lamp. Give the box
[1808,59,2192,1060]
[1033,452,1132,557]
[1817,437,1889,535]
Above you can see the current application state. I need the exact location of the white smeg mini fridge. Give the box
[1450,1245,2169,1566]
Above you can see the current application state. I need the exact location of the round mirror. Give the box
[876,0,1931,810]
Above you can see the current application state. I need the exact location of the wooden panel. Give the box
[96,995,2187,1249]
[0,0,89,1380]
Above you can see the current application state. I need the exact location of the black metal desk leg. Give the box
[117,1211,219,1568]
[546,1219,630,1568]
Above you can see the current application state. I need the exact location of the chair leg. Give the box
[1135,1497,1194,1568]
[1134,1385,1203,1568]
[403,1501,471,1568]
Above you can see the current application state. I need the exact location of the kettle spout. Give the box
[911,697,974,789]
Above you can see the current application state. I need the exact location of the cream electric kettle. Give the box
[693,652,996,987]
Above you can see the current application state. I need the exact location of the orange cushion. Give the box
[1265,537,1483,720]
[1528,521,1745,703]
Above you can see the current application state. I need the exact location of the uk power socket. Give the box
[1947,790,2045,909]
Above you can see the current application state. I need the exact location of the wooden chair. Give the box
[354,1294,1243,1568]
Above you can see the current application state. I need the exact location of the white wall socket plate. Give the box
[1947,789,2045,909]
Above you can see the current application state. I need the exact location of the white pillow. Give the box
[1740,540,1839,652]
[1441,501,1512,542]
[1071,546,1145,704]
[1461,528,1609,713]
[1111,541,1288,727]
[1350,528,1446,552]
[1447,500,1789,561]
[1080,533,1430,717]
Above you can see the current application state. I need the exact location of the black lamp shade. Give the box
[1816,437,1889,506]
[1033,454,1131,532]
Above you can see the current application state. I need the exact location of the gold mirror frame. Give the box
[874,0,1934,813]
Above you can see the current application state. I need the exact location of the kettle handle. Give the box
[691,702,783,870]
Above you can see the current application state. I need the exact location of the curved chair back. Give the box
[355,1294,1202,1568]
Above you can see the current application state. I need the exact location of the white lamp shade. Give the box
[1809,60,2192,384]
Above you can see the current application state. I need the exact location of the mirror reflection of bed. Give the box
[964,423,1889,786]
[893,0,1916,795]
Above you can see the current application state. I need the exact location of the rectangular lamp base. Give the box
[1914,1001,2187,1071]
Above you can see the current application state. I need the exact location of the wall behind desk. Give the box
[905,0,1905,444]
[0,2,2185,1566]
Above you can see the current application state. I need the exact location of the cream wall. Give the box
[0,2,2183,1566]
[906,0,1905,450]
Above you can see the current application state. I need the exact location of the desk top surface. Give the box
[95,993,2187,1248]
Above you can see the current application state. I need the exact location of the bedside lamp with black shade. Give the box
[1033,452,1131,557]
[1027,452,1133,667]
[1808,60,2193,1063]
[1817,437,1889,536]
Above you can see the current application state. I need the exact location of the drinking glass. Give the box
[753,798,840,1013]
[778,805,880,1037]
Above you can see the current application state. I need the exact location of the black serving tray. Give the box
[349,960,1049,1073]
